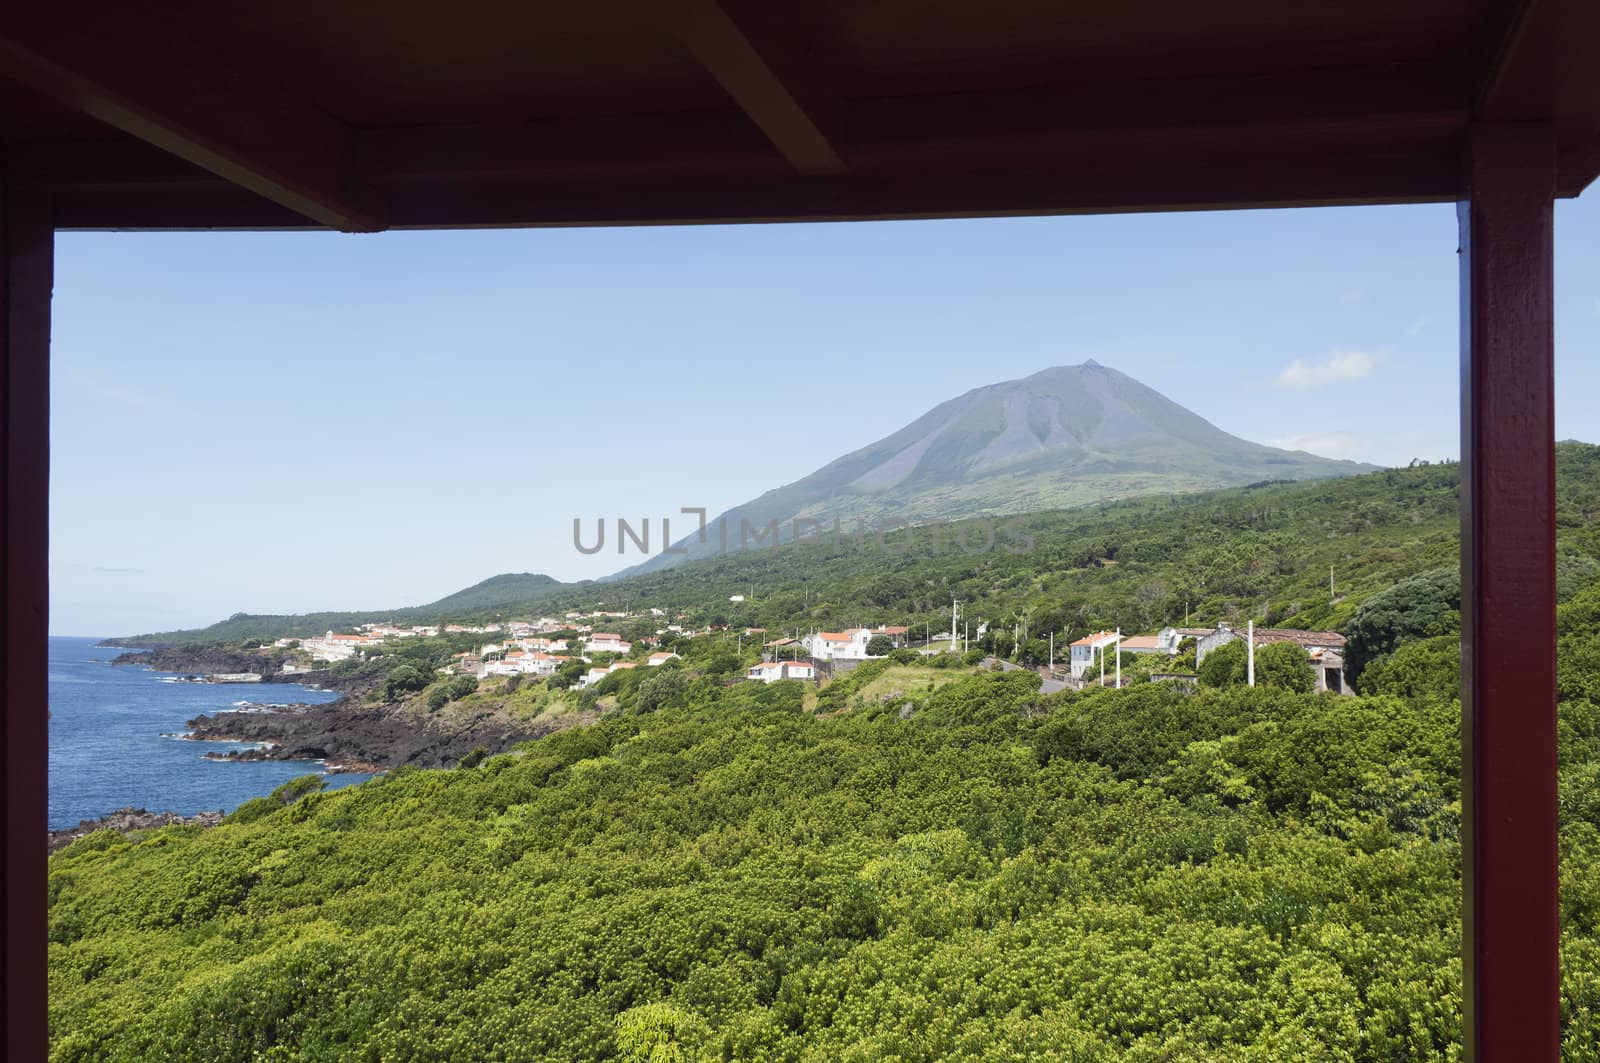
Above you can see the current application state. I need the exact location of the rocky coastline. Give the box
[110,645,370,694]
[185,701,552,771]
[49,807,224,852]
[110,644,569,773]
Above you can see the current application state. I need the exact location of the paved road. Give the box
[982,657,1070,694]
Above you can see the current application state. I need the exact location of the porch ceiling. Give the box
[1,0,1597,230]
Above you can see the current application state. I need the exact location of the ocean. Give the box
[48,635,373,830]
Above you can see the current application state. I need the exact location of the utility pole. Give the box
[1115,629,1122,689]
[951,599,960,650]
[1099,639,1105,687]
[1048,631,1054,670]
[1247,620,1255,687]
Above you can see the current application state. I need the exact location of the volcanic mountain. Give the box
[650,361,1374,574]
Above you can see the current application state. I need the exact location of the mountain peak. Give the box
[619,364,1372,575]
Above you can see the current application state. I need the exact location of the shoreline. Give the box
[111,642,574,773]
[49,807,224,853]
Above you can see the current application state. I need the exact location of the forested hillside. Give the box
[558,442,1600,639]
[122,443,1600,651]
[47,570,1600,1059]
[619,362,1372,576]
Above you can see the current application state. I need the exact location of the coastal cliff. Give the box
[186,699,573,771]
[111,645,367,693]
[115,644,564,770]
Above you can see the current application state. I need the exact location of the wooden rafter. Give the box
[653,0,846,176]
[0,19,382,231]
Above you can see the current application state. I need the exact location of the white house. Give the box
[579,660,639,688]
[585,633,631,655]
[301,631,378,662]
[805,628,881,661]
[1119,627,1185,655]
[647,651,680,666]
[1193,623,1352,694]
[1068,630,1121,679]
[747,660,815,683]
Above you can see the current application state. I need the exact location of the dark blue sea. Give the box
[48,635,373,830]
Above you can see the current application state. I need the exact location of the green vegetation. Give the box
[50,443,1600,1057]
[121,444,1600,658]
[48,615,1600,1057]
[615,362,1373,577]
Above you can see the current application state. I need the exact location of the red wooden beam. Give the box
[1,180,51,1063]
[1458,122,1559,1062]
[0,18,381,232]
[654,0,846,175]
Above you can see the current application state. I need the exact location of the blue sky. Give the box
[50,197,1600,635]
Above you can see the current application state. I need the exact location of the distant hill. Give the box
[109,573,570,646]
[117,443,1600,648]
[616,362,1374,576]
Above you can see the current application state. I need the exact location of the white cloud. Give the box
[57,366,174,411]
[1266,431,1369,462]
[1275,350,1380,389]
[1265,427,1456,468]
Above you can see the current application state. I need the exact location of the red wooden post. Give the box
[1458,123,1559,1061]
[1,181,52,1062]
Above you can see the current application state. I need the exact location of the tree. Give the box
[382,664,430,701]
[1344,567,1460,684]
[636,668,688,713]
[426,687,450,711]
[1254,641,1315,693]
[1198,639,1249,688]
[865,635,894,657]
[1017,638,1050,667]
[550,659,586,690]
[1358,635,1459,701]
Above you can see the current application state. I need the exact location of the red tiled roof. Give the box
[1252,628,1347,648]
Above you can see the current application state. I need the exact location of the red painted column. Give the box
[1458,123,1559,1061]
[1,182,52,1061]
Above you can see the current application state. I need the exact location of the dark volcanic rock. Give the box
[112,646,369,694]
[187,701,562,771]
[122,646,565,771]
[114,645,278,676]
[49,807,223,852]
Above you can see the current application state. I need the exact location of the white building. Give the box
[300,631,377,662]
[1193,623,1352,694]
[747,660,815,683]
[1068,630,1121,680]
[647,651,680,666]
[585,633,631,655]
[579,660,640,688]
[805,630,869,661]
[1119,627,1185,655]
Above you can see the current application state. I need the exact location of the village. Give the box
[277,605,1353,696]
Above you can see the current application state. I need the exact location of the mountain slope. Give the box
[110,573,569,646]
[115,442,1600,646]
[620,362,1372,576]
